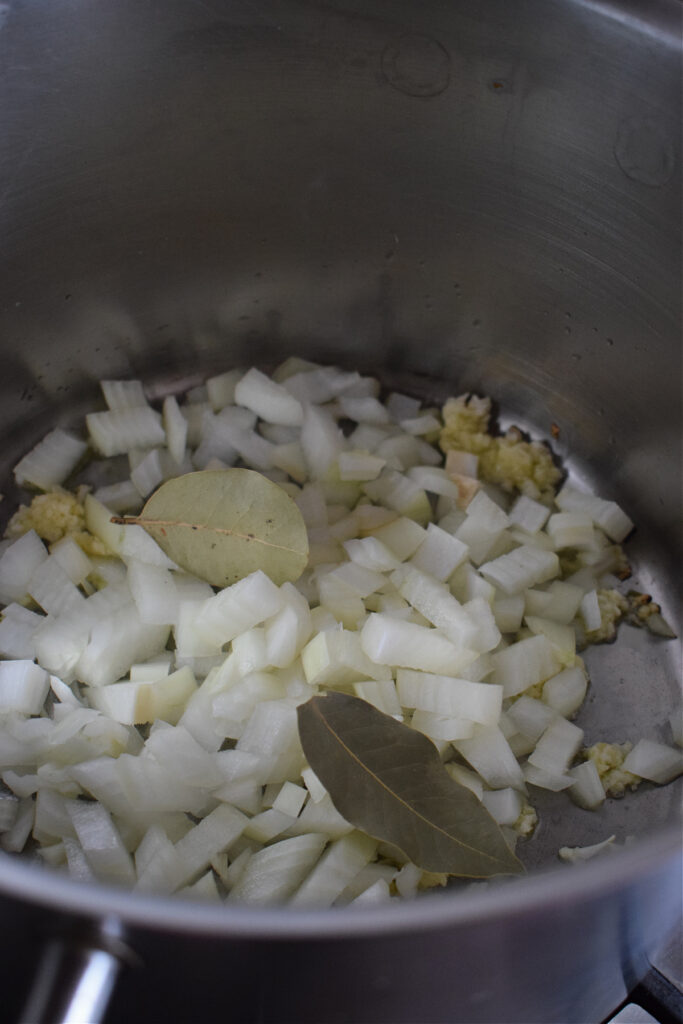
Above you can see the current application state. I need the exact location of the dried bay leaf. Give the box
[113,469,308,588]
[297,692,524,878]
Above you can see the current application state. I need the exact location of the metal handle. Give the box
[19,922,137,1024]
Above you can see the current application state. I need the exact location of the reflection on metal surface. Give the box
[575,0,681,46]
[20,944,122,1024]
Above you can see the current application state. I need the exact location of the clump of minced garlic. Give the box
[581,742,641,797]
[439,394,562,503]
[585,589,630,644]
[4,489,108,557]
[440,394,676,647]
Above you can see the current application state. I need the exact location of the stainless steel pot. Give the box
[0,1,680,1022]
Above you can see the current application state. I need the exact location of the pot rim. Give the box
[0,822,679,938]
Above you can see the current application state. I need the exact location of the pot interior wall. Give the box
[0,0,680,867]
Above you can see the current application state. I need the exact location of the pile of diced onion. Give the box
[0,360,680,907]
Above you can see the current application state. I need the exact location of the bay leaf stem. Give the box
[110,515,299,554]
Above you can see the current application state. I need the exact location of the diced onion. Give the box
[0,357,674,906]
[14,429,87,491]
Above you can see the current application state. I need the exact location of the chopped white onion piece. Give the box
[0,660,50,715]
[287,793,352,839]
[543,666,588,717]
[410,524,469,581]
[33,613,89,682]
[14,429,87,491]
[264,584,312,669]
[270,442,308,484]
[526,582,583,625]
[361,614,475,677]
[363,471,431,526]
[525,616,576,667]
[290,832,377,908]
[28,557,85,617]
[300,405,345,479]
[179,870,221,901]
[622,739,683,783]
[301,767,327,803]
[491,634,562,697]
[397,669,502,725]
[338,396,390,425]
[481,787,523,826]
[230,627,268,677]
[130,448,164,497]
[480,546,560,595]
[465,490,510,532]
[528,717,584,774]
[325,562,386,599]
[50,536,93,585]
[229,833,327,904]
[206,369,243,411]
[463,597,502,655]
[337,451,386,482]
[0,798,35,852]
[523,764,576,792]
[374,434,424,471]
[493,594,525,634]
[371,516,426,560]
[236,700,305,785]
[235,367,304,426]
[101,379,148,411]
[547,513,595,551]
[343,864,396,905]
[159,396,188,468]
[191,571,282,648]
[0,531,48,604]
[272,781,307,818]
[506,697,557,741]
[0,604,43,659]
[400,414,441,436]
[343,536,400,572]
[453,517,503,566]
[451,563,495,606]
[454,725,526,791]
[212,673,285,736]
[407,467,460,502]
[282,365,356,403]
[86,408,165,457]
[568,760,605,809]
[76,606,170,688]
[555,484,634,542]
[66,798,136,886]
[168,803,248,892]
[558,836,616,862]
[352,679,402,717]
[244,807,296,843]
[127,561,178,626]
[579,589,602,631]
[508,495,550,534]
[302,629,390,687]
[445,762,484,800]
[444,449,479,479]
[410,710,475,742]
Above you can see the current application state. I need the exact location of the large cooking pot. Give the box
[0,1,680,1022]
